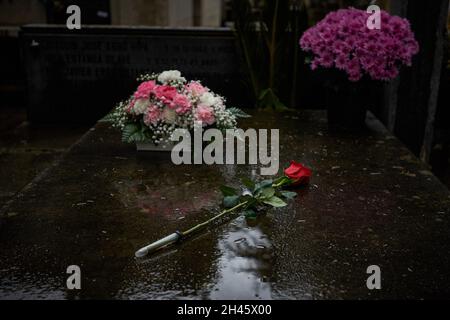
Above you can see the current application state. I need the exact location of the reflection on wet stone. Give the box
[210,218,273,300]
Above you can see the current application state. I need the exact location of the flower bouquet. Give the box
[136,161,312,257]
[107,70,249,151]
[300,8,419,128]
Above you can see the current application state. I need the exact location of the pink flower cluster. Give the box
[195,105,215,125]
[126,76,222,128]
[300,8,419,81]
[111,71,246,145]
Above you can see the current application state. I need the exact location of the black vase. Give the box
[322,70,372,130]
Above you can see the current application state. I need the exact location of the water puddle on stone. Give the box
[113,215,275,300]
[208,218,273,299]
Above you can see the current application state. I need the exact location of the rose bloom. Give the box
[186,82,207,96]
[195,104,216,126]
[284,161,312,186]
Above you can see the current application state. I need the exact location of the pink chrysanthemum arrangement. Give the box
[108,70,249,144]
[300,8,419,81]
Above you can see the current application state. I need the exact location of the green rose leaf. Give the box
[240,195,258,210]
[255,180,273,195]
[241,177,256,191]
[280,191,297,200]
[263,196,287,208]
[242,209,257,219]
[223,195,240,208]
[260,187,275,199]
[260,180,274,188]
[220,185,238,197]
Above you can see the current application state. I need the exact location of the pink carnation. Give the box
[300,8,419,81]
[134,81,156,99]
[195,104,215,126]
[153,85,178,107]
[143,105,161,126]
[173,93,192,114]
[186,82,207,96]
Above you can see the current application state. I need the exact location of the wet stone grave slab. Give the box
[0,110,450,299]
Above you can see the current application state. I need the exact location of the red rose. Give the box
[284,161,312,186]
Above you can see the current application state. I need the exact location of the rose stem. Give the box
[183,178,291,237]
[182,201,249,237]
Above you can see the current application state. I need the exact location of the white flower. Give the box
[157,70,186,84]
[162,108,177,124]
[199,92,220,107]
[133,99,150,115]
